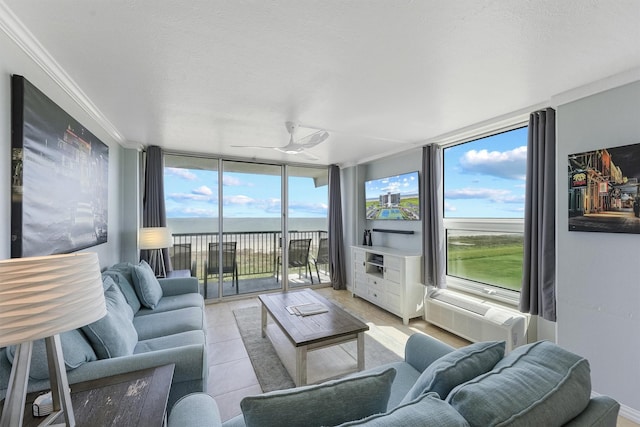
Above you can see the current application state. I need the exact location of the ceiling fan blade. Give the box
[296,130,329,148]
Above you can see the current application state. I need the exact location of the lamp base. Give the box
[0,335,75,427]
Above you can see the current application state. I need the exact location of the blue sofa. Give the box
[0,261,208,410]
[168,334,620,427]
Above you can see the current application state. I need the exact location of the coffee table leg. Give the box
[261,304,267,338]
[357,332,365,372]
[295,346,307,386]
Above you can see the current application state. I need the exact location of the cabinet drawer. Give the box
[367,287,385,305]
[384,267,401,284]
[367,276,384,290]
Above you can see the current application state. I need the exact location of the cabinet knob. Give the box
[362,262,365,267]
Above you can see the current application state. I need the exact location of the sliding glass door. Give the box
[287,166,328,288]
[164,153,328,300]
[221,161,283,297]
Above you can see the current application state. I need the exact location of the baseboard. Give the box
[619,404,640,424]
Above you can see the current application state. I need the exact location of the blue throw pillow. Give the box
[338,392,470,426]
[240,368,396,427]
[82,280,138,359]
[401,340,505,404]
[5,329,97,380]
[131,260,163,309]
[102,264,141,313]
[447,341,592,427]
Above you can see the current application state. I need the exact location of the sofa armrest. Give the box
[169,393,222,427]
[563,396,620,427]
[159,277,199,296]
[404,333,456,373]
[67,344,207,386]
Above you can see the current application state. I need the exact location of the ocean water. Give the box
[167,217,327,234]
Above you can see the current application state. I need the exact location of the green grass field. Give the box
[447,234,523,291]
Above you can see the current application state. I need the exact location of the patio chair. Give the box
[204,242,239,297]
[276,238,313,284]
[313,237,329,283]
[169,243,196,277]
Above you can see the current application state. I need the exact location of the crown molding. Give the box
[0,1,125,144]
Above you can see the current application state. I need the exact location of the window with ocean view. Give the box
[163,154,328,299]
[443,126,527,300]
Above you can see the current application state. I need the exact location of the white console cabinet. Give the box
[351,245,424,325]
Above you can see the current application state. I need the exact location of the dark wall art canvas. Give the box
[11,75,108,257]
[568,142,640,234]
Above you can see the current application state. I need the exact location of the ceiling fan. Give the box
[232,122,329,160]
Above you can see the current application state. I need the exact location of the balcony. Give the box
[169,230,329,299]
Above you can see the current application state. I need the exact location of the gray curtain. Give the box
[328,164,346,289]
[520,108,556,321]
[141,145,172,275]
[422,144,445,288]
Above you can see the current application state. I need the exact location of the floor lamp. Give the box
[139,227,173,277]
[0,252,106,427]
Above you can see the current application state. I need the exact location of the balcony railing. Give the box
[169,230,328,284]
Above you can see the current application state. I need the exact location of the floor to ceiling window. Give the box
[163,153,328,300]
[287,166,329,288]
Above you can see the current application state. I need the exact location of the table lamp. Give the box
[0,252,106,427]
[139,227,173,277]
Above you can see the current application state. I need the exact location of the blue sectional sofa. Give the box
[0,261,208,410]
[169,334,620,427]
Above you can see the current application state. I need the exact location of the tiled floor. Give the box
[204,287,638,426]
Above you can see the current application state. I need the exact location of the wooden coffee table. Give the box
[1,364,174,427]
[259,289,369,386]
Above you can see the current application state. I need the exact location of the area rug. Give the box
[233,305,402,393]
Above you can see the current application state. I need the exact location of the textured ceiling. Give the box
[2,0,640,165]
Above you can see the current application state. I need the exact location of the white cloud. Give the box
[444,201,457,212]
[223,194,254,205]
[223,175,242,186]
[445,187,524,204]
[168,192,213,202]
[193,185,213,196]
[165,167,197,180]
[459,146,527,180]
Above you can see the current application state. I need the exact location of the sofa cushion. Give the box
[401,340,505,404]
[240,368,396,427]
[131,260,164,309]
[133,307,204,341]
[5,329,97,380]
[447,341,592,427]
[338,392,470,427]
[102,265,141,314]
[349,361,422,410]
[82,281,138,359]
[136,293,204,316]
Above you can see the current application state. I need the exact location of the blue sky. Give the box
[164,168,328,218]
[444,127,528,218]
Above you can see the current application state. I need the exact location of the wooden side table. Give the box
[1,364,175,427]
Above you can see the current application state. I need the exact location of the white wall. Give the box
[557,81,640,416]
[0,29,124,268]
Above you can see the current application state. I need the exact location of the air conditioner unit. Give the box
[425,290,528,352]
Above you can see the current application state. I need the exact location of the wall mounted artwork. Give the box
[568,141,640,234]
[11,75,109,257]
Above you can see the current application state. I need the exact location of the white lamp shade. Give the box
[0,252,106,347]
[139,227,173,250]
